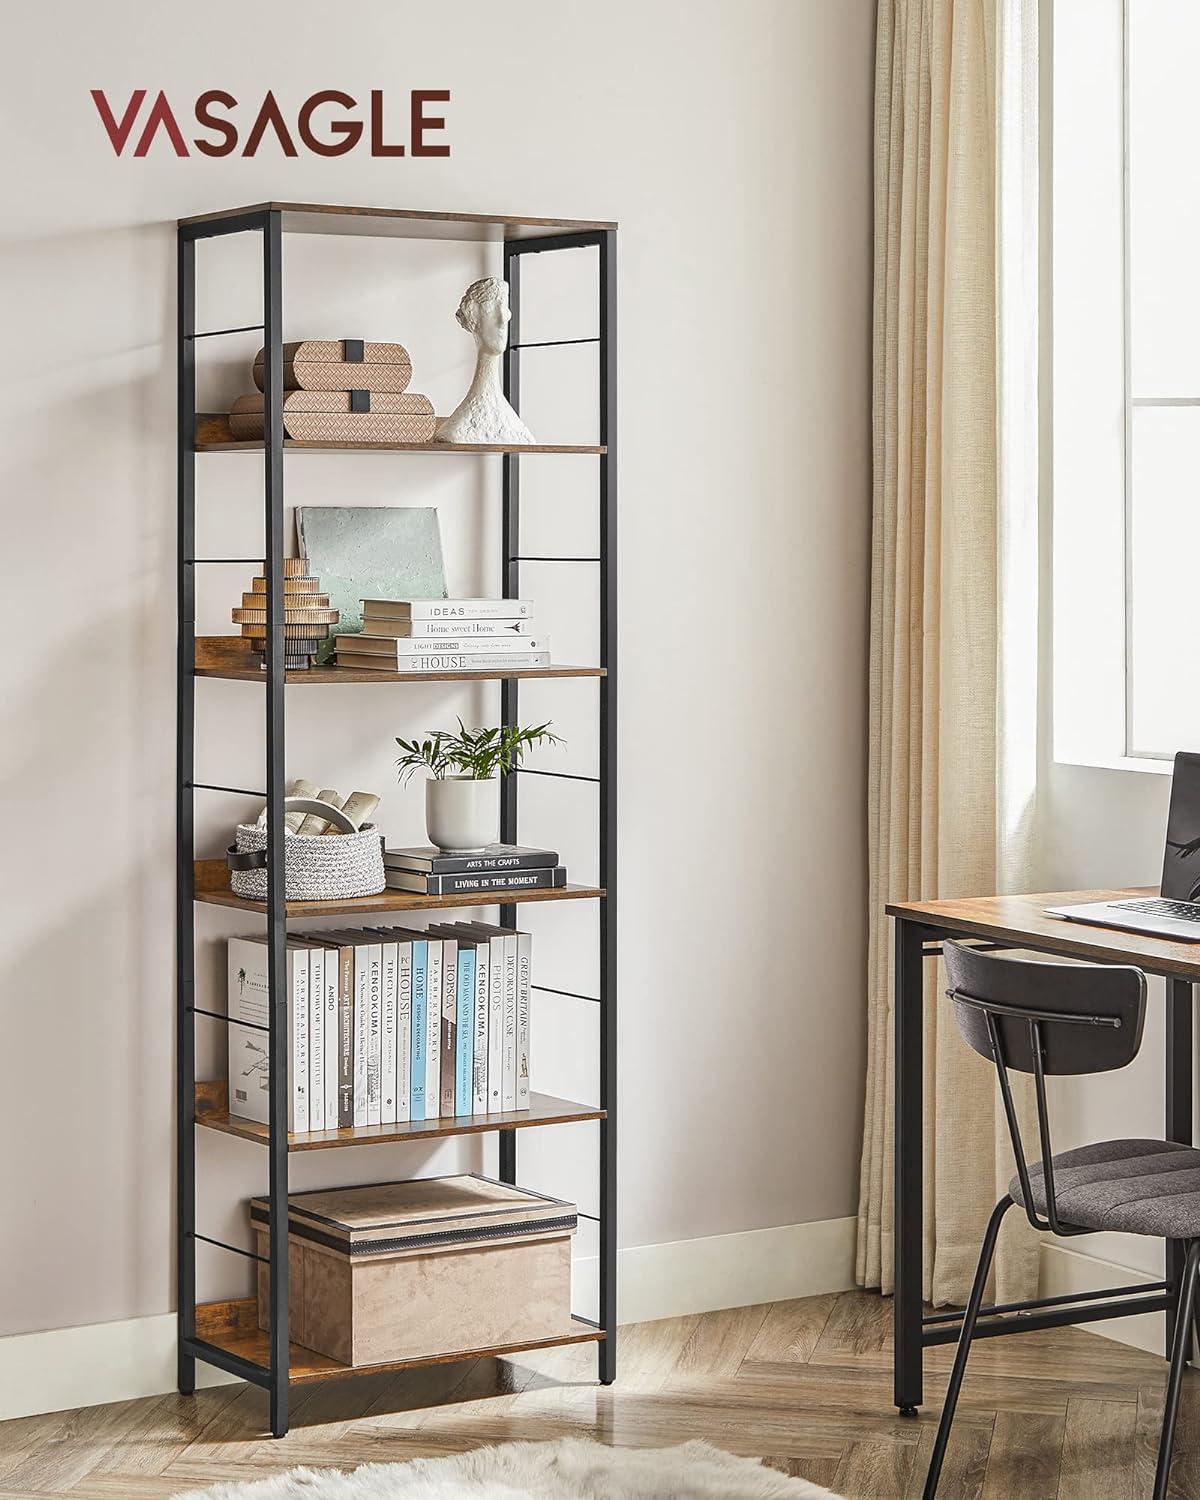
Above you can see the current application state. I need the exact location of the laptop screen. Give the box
[1161,752,1200,901]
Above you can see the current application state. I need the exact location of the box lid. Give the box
[254,339,412,370]
[249,1173,576,1258]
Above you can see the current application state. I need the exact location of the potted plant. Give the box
[396,718,562,853]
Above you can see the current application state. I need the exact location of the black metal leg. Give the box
[923,1197,1011,1498]
[1156,1238,1200,1500]
[895,917,927,1415]
[1166,980,1193,1362]
[176,227,197,1401]
[263,209,290,1442]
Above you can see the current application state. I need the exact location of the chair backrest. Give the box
[942,940,1147,1234]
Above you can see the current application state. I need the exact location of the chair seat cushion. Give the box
[1010,1138,1200,1237]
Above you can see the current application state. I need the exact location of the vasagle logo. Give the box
[90,88,450,158]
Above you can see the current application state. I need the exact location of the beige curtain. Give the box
[856,0,1041,1307]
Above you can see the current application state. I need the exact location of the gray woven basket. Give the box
[228,820,385,902]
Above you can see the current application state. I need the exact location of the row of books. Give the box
[226,922,532,1134]
[384,843,567,896]
[334,597,550,672]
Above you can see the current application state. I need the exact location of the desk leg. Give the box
[894,916,926,1415]
[1166,978,1193,1362]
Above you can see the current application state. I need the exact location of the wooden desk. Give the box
[888,888,1200,1416]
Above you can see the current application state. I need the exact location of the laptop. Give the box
[1046,751,1200,940]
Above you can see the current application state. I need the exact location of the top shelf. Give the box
[177,202,617,244]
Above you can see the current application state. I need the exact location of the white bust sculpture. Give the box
[435,277,535,445]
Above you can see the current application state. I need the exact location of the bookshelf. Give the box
[176,203,616,1437]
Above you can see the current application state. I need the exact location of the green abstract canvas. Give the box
[297,506,447,663]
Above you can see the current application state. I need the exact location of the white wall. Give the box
[0,0,875,1343]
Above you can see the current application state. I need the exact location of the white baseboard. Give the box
[1038,1241,1165,1356]
[0,1216,857,1422]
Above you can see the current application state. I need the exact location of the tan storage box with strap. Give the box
[251,1175,576,1367]
[253,339,413,394]
[230,390,435,444]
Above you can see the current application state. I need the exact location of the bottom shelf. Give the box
[194,1298,604,1384]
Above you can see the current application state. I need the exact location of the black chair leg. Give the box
[1155,1238,1200,1500]
[923,1196,1012,1499]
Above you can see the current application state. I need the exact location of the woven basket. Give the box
[228,820,385,902]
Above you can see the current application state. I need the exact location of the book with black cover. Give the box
[384,865,569,896]
[384,844,559,875]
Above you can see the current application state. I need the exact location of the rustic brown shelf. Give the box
[192,1298,603,1385]
[195,1080,605,1151]
[195,413,604,455]
[179,201,616,243]
[193,857,603,916]
[193,636,604,684]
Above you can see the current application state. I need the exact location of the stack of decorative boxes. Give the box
[228,338,436,444]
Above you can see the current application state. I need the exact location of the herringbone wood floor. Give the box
[0,1291,1195,1498]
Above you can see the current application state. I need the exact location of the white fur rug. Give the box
[173,1438,841,1499]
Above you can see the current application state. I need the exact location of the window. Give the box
[1053,0,1200,766]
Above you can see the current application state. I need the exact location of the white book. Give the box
[424,938,443,1118]
[347,634,549,656]
[395,936,412,1123]
[361,597,533,621]
[486,933,505,1112]
[365,940,383,1126]
[500,933,517,1112]
[515,930,532,1110]
[227,937,309,1130]
[470,938,489,1113]
[352,941,370,1128]
[378,935,398,1125]
[307,945,326,1131]
[353,618,536,639]
[322,944,339,1128]
[344,651,552,673]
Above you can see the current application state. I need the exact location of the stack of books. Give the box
[334,598,550,673]
[227,922,532,1133]
[384,843,566,896]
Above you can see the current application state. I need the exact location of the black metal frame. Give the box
[893,917,1197,1420]
[176,209,617,1435]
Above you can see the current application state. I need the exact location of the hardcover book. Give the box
[361,598,533,620]
[395,934,413,1123]
[409,935,428,1121]
[384,844,559,875]
[227,936,308,1131]
[384,866,568,895]
[352,618,535,638]
[345,632,547,654]
[336,651,551,673]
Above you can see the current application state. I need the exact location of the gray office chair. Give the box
[924,940,1200,1500]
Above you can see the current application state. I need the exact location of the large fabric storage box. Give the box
[251,1174,576,1367]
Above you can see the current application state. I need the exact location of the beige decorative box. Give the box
[230,391,435,444]
[251,1175,577,1367]
[253,339,413,394]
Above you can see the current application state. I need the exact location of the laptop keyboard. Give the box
[1112,898,1200,923]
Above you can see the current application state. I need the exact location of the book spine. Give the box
[337,946,354,1128]
[365,942,383,1126]
[323,948,339,1129]
[424,939,443,1118]
[515,931,532,1110]
[385,652,551,671]
[384,848,560,876]
[290,948,309,1133]
[354,635,550,655]
[440,939,458,1118]
[379,940,398,1126]
[409,940,427,1121]
[456,946,475,1115]
[501,935,517,1112]
[387,867,567,896]
[352,943,369,1128]
[308,947,325,1131]
[487,937,504,1112]
[395,939,412,1122]
[412,599,533,619]
[472,939,489,1113]
[353,616,536,638]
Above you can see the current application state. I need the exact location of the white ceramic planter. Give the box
[426,776,499,853]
